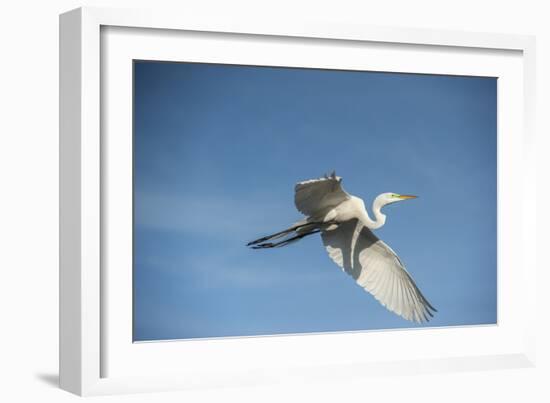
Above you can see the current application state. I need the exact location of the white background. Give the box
[0,0,548,402]
[101,26,526,381]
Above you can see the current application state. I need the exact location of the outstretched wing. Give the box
[294,172,351,216]
[321,219,436,323]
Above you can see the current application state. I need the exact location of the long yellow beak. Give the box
[398,194,418,200]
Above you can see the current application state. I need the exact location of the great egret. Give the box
[247,172,436,323]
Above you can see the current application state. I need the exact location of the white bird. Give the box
[247,172,436,323]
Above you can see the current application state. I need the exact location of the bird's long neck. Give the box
[359,198,386,230]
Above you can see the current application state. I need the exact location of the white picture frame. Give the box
[59,6,537,396]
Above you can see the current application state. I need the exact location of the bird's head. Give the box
[375,192,418,209]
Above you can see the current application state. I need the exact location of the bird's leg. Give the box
[246,229,294,246]
[247,221,326,246]
[251,229,321,249]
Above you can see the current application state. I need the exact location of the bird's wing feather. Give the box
[294,172,351,216]
[321,219,436,323]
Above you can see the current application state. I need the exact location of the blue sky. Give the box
[133,61,497,341]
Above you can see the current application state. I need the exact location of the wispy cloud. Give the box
[134,189,298,241]
[136,250,334,290]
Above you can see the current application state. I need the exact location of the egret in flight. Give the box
[247,172,436,323]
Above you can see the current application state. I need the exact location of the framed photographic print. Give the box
[60,7,537,396]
